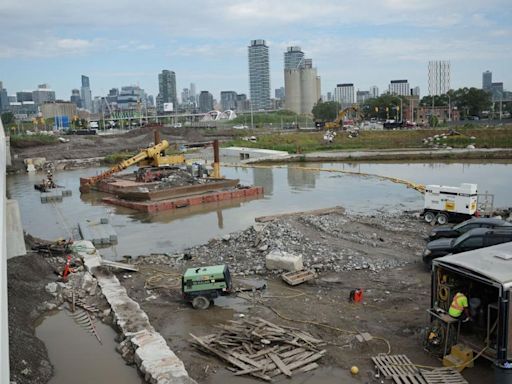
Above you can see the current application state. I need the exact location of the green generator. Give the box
[182,265,233,309]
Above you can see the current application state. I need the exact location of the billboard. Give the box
[163,102,174,112]
[54,115,70,129]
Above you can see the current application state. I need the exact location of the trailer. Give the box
[427,242,512,382]
[422,183,478,225]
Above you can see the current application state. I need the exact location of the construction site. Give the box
[5,124,512,384]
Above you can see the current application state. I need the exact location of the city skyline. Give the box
[0,0,511,100]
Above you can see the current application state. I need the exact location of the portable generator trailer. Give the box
[429,242,512,381]
[422,183,479,225]
[181,265,233,309]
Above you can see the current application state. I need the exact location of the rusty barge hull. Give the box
[117,179,240,201]
[102,186,264,213]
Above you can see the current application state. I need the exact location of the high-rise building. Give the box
[106,88,119,105]
[220,91,237,111]
[356,90,370,105]
[80,75,92,111]
[275,87,285,100]
[388,80,409,96]
[326,92,332,102]
[157,70,177,113]
[117,85,145,110]
[248,39,271,110]
[491,82,504,100]
[181,88,190,104]
[32,84,56,106]
[70,89,82,108]
[0,82,9,112]
[284,46,304,70]
[412,86,421,97]
[190,83,196,101]
[482,70,492,91]
[369,86,379,98]
[198,91,213,113]
[284,47,321,115]
[334,84,354,107]
[236,93,250,112]
[428,60,450,96]
[16,91,33,102]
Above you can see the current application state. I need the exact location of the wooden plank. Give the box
[279,347,306,358]
[269,353,292,377]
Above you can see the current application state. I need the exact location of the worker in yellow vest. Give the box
[449,290,470,322]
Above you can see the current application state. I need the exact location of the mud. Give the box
[121,211,493,383]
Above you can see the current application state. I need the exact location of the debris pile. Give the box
[190,317,326,381]
[137,212,427,275]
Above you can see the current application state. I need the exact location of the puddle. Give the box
[36,310,143,384]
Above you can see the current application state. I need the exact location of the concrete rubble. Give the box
[136,211,428,276]
[78,218,118,246]
[73,240,196,384]
[265,249,303,272]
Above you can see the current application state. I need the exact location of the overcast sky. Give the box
[1,0,511,101]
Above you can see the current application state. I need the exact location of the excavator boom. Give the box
[79,140,171,192]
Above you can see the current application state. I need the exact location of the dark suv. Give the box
[422,227,512,265]
[428,218,512,240]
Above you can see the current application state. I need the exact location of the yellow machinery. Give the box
[80,139,185,192]
[324,105,360,130]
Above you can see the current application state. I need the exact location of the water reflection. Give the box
[7,161,512,259]
[287,165,320,191]
[253,167,273,195]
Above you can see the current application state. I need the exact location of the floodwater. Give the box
[7,161,512,260]
[36,310,143,384]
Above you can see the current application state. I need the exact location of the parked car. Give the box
[428,218,512,240]
[422,227,512,265]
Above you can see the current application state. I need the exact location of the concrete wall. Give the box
[1,119,10,384]
[6,199,26,258]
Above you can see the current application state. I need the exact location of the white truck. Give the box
[422,183,478,225]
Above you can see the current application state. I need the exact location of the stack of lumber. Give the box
[190,317,326,381]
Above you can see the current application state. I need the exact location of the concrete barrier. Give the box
[266,249,303,272]
[6,199,26,259]
[74,241,196,384]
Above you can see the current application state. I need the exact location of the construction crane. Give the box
[79,136,185,193]
[323,105,361,130]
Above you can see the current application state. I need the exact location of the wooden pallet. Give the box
[281,270,316,286]
[420,368,468,384]
[372,354,427,384]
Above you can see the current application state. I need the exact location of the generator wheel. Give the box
[437,213,449,225]
[424,211,435,223]
[192,296,210,310]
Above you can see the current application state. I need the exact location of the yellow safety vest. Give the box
[449,293,468,318]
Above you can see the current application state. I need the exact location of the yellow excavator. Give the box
[79,138,185,193]
[324,105,360,130]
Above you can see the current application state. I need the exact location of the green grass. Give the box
[103,150,136,164]
[223,125,512,154]
[10,134,58,148]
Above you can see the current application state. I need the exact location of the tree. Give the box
[1,111,14,126]
[312,101,340,121]
[420,88,491,118]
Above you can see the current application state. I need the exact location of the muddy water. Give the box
[7,161,512,260]
[36,310,143,384]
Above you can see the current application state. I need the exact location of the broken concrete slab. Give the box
[75,241,196,384]
[265,250,303,272]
